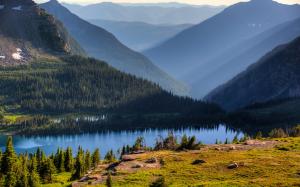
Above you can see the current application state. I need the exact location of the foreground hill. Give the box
[188,17,300,98]
[145,0,300,92]
[63,2,225,25]
[206,36,300,111]
[41,0,188,96]
[55,137,300,187]
[88,19,192,51]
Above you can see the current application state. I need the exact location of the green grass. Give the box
[42,172,72,187]
[88,138,300,187]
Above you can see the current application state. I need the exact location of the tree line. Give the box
[0,136,106,186]
[0,56,222,116]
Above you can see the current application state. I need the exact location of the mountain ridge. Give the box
[206,36,300,111]
[144,0,300,97]
[41,0,188,96]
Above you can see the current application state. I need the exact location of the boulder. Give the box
[122,155,136,162]
[132,164,143,168]
[192,159,206,165]
[229,146,236,150]
[145,157,157,164]
[227,163,239,169]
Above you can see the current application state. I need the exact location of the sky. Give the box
[35,0,300,6]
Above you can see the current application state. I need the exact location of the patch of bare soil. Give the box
[72,152,161,187]
[205,140,278,151]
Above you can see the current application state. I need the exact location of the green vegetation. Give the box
[0,56,223,135]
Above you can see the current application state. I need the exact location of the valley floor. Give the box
[47,137,300,187]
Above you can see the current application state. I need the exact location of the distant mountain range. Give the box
[187,17,300,98]
[41,0,188,96]
[62,2,225,25]
[206,36,300,111]
[145,0,300,98]
[87,19,192,51]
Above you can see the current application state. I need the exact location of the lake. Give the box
[0,124,243,156]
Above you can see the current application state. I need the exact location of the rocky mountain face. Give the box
[206,36,300,111]
[0,0,84,66]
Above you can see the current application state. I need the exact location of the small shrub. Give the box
[150,176,167,187]
[269,128,287,138]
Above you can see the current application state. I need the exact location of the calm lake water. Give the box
[0,124,243,156]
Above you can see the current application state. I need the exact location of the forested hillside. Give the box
[206,36,300,111]
[0,56,222,116]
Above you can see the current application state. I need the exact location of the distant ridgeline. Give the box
[0,0,223,132]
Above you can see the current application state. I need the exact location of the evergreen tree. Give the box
[255,131,263,139]
[64,147,73,172]
[28,156,40,187]
[92,148,100,168]
[54,148,65,172]
[224,138,229,144]
[72,147,85,179]
[2,136,19,187]
[232,135,239,144]
[17,154,29,187]
[104,150,117,163]
[106,172,112,187]
[85,150,91,171]
[41,158,56,183]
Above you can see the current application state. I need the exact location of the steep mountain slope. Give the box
[0,0,84,66]
[41,0,188,96]
[88,19,192,51]
[187,18,300,98]
[206,36,300,111]
[145,0,300,79]
[63,2,225,25]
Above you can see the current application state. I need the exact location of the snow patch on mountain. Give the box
[12,6,22,11]
[12,48,23,60]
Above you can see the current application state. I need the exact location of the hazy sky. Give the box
[35,0,300,6]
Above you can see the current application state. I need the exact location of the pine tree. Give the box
[41,158,56,183]
[54,148,65,172]
[28,156,40,187]
[64,147,73,172]
[255,131,263,139]
[225,138,229,144]
[104,150,116,163]
[2,136,19,187]
[85,150,91,171]
[72,147,85,179]
[106,172,113,187]
[17,154,29,187]
[232,135,239,144]
[92,148,100,168]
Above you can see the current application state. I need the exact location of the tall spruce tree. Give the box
[72,147,85,179]
[92,148,100,168]
[2,137,19,187]
[29,156,40,187]
[64,147,73,172]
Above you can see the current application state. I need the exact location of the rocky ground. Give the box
[69,139,300,187]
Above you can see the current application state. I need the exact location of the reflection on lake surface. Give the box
[0,124,243,155]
